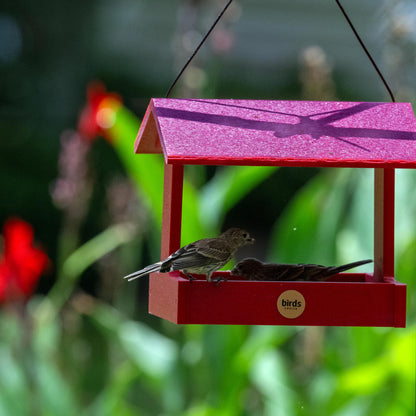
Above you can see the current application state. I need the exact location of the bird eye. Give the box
[242,233,248,238]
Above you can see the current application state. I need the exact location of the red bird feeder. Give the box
[134,98,416,326]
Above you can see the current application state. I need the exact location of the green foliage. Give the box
[199,165,278,230]
[269,168,374,265]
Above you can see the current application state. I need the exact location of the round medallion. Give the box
[277,290,305,318]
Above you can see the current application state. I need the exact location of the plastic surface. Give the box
[136,98,416,167]
[149,272,407,327]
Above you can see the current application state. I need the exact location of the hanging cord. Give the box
[166,0,395,102]
[335,0,395,102]
[165,0,234,98]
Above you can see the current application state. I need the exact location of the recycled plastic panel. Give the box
[135,98,416,168]
[149,272,406,327]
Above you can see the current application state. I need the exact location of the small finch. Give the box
[231,258,372,281]
[124,228,254,282]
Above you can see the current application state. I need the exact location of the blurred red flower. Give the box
[78,81,122,141]
[0,218,49,303]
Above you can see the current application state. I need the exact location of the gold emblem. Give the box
[277,290,305,318]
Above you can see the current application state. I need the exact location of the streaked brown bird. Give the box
[231,258,372,281]
[124,228,254,282]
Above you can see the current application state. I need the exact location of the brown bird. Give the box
[124,228,254,282]
[231,258,372,281]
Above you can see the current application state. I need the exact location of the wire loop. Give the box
[166,0,396,102]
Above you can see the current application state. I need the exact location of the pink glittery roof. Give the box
[135,98,416,167]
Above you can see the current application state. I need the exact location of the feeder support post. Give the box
[374,168,395,282]
[161,163,184,259]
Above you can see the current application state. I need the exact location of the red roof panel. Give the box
[135,98,416,167]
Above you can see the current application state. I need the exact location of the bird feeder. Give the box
[134,98,416,327]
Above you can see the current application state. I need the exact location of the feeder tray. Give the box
[135,98,416,327]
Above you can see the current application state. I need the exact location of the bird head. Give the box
[231,258,262,276]
[221,228,255,248]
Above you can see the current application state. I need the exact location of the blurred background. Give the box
[0,0,415,414]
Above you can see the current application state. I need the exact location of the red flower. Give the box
[78,81,122,142]
[0,218,49,303]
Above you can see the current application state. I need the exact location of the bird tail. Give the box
[123,262,163,282]
[329,259,372,275]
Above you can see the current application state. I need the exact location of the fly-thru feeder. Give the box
[134,98,416,326]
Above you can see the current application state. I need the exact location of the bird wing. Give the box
[196,239,232,261]
[277,263,329,281]
[302,264,330,279]
[181,238,231,260]
[168,239,230,270]
[275,264,306,280]
[278,263,334,281]
[170,251,217,270]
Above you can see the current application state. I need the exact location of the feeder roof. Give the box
[135,98,416,168]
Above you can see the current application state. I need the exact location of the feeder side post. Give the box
[161,163,184,259]
[374,168,395,282]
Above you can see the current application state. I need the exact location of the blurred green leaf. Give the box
[250,349,297,416]
[181,180,207,244]
[118,320,178,379]
[30,300,61,365]
[335,169,373,263]
[338,327,415,394]
[43,222,137,317]
[331,397,371,416]
[306,370,338,415]
[339,359,387,395]
[84,363,139,416]
[61,222,137,279]
[183,404,221,416]
[200,166,277,229]
[385,328,415,381]
[235,326,297,371]
[270,169,350,263]
[0,346,29,416]
[35,359,80,416]
[394,170,416,254]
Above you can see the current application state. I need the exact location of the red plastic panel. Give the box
[149,272,406,327]
[160,164,183,259]
[135,98,416,168]
[374,168,395,281]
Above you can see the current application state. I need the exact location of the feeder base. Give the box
[148,271,406,327]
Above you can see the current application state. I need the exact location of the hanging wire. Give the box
[165,0,234,98]
[166,0,396,102]
[335,0,395,102]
